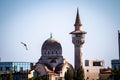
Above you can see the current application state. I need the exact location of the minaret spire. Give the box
[74,8,82,30]
[118,30,120,59]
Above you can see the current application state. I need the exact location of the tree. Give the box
[8,73,13,80]
[64,68,74,80]
[74,66,84,80]
[111,67,120,80]
[41,75,48,80]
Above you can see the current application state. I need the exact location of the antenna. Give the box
[50,33,52,39]
[118,30,120,59]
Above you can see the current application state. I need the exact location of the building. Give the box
[84,60,104,80]
[111,60,120,68]
[1,72,32,80]
[0,62,34,73]
[70,8,87,70]
[33,9,87,80]
[33,37,73,80]
[0,62,35,80]
[99,68,111,80]
[111,30,120,68]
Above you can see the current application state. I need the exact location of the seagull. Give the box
[21,42,28,50]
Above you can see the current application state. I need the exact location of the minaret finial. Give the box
[50,33,52,39]
[74,8,82,29]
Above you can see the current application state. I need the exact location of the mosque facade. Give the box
[33,9,86,80]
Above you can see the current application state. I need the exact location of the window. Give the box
[13,66,17,72]
[81,34,85,38]
[93,62,102,66]
[85,60,89,66]
[0,67,2,71]
[6,67,10,71]
[20,67,23,71]
[87,69,89,72]
[76,34,81,37]
[86,77,89,80]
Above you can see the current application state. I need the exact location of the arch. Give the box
[61,62,73,77]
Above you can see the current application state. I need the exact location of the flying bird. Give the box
[21,42,28,50]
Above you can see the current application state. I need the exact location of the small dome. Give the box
[41,38,62,56]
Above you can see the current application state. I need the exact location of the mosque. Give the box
[34,37,73,80]
[33,9,86,80]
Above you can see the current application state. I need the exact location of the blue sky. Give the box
[0,0,120,67]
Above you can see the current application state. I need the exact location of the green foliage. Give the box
[111,67,120,80]
[74,66,84,80]
[0,74,2,80]
[20,78,29,80]
[8,73,13,80]
[64,67,84,80]
[41,75,48,80]
[31,76,42,80]
[28,75,48,80]
[64,68,74,80]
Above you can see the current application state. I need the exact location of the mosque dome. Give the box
[41,38,62,56]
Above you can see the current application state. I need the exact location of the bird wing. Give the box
[21,42,28,50]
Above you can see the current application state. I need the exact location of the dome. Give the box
[41,38,62,56]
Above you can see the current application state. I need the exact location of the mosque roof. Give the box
[70,30,86,34]
[41,38,62,50]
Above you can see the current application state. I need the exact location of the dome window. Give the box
[48,51,49,54]
[52,51,53,54]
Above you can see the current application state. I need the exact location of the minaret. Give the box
[70,9,86,70]
[118,30,120,59]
